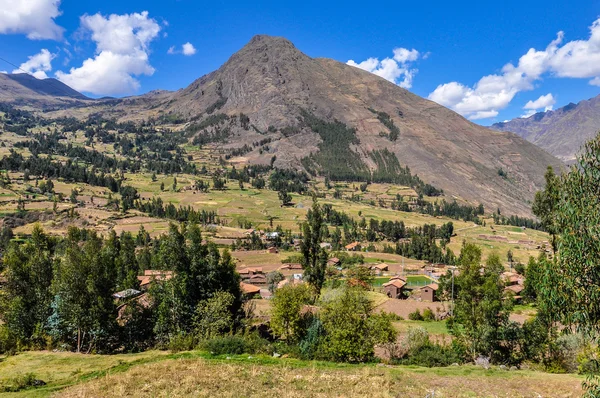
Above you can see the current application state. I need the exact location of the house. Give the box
[112,289,142,301]
[117,293,152,323]
[238,267,264,278]
[327,257,341,267]
[248,273,268,285]
[137,270,174,290]
[420,283,439,302]
[266,247,278,254]
[505,284,524,302]
[320,242,332,250]
[371,263,389,275]
[345,241,361,251]
[240,282,261,297]
[265,232,280,240]
[279,263,303,271]
[383,279,406,299]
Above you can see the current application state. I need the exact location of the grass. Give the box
[397,320,450,336]
[0,350,581,397]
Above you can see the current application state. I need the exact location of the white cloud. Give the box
[182,42,196,56]
[12,49,55,79]
[55,11,160,96]
[524,93,555,110]
[347,47,421,89]
[0,0,64,40]
[167,42,197,56]
[429,17,600,120]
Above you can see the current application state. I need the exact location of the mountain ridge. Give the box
[491,94,600,163]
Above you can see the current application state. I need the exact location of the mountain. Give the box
[0,73,90,108]
[48,35,564,216]
[491,95,600,163]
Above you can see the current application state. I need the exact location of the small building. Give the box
[320,242,332,250]
[383,279,406,299]
[117,293,152,324]
[371,263,389,275]
[240,282,261,297]
[112,289,142,301]
[265,232,280,240]
[327,257,341,267]
[345,241,361,251]
[137,270,174,290]
[266,247,279,254]
[279,263,303,271]
[420,283,439,302]
[505,284,524,303]
[238,267,264,278]
[248,273,268,285]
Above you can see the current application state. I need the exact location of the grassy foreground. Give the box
[0,351,582,397]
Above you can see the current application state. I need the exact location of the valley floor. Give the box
[0,351,582,397]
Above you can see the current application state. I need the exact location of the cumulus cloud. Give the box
[520,93,555,118]
[182,42,196,56]
[347,47,421,89]
[0,0,64,40]
[524,93,555,110]
[55,11,160,96]
[167,42,197,56]
[12,48,55,79]
[429,18,600,120]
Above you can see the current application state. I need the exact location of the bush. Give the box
[167,334,198,353]
[0,325,17,355]
[200,333,271,355]
[422,307,435,322]
[404,327,430,354]
[0,373,45,392]
[408,309,424,321]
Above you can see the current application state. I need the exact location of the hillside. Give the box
[491,95,600,163]
[59,35,561,216]
[0,73,90,108]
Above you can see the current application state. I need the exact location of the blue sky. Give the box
[1,0,600,124]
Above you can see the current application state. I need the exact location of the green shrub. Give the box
[408,309,423,321]
[0,325,17,355]
[167,334,198,353]
[200,333,271,355]
[422,307,435,322]
[0,373,44,392]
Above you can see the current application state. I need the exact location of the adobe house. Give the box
[345,241,361,251]
[240,282,261,298]
[371,263,389,275]
[248,273,268,285]
[279,263,303,271]
[383,279,406,299]
[238,267,264,279]
[420,283,439,302]
[137,270,174,290]
[327,257,341,267]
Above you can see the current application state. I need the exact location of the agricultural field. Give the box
[0,351,582,397]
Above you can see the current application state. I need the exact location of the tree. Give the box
[300,199,328,295]
[270,284,314,343]
[532,166,560,253]
[0,225,55,348]
[536,134,600,393]
[446,245,512,363]
[278,190,292,206]
[172,177,177,191]
[51,228,117,352]
[193,291,235,339]
[266,271,285,293]
[160,182,165,191]
[319,288,396,362]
